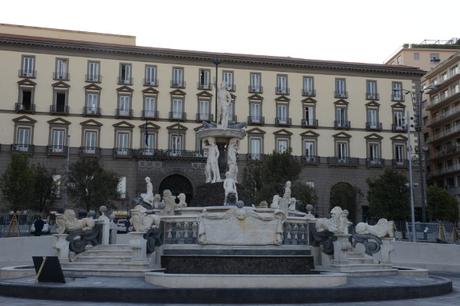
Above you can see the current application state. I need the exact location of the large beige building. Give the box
[424,52,460,200]
[0,24,424,220]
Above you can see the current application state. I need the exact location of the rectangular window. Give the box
[250,102,261,122]
[368,143,380,161]
[430,53,440,62]
[249,137,262,160]
[87,61,100,82]
[367,108,378,128]
[145,65,157,85]
[304,140,315,158]
[119,63,132,84]
[249,73,261,92]
[336,142,349,161]
[170,134,183,155]
[55,58,68,80]
[304,105,315,125]
[394,110,405,129]
[118,95,131,116]
[199,69,210,89]
[21,55,35,77]
[394,144,405,162]
[54,90,67,113]
[172,67,184,87]
[366,80,378,99]
[144,96,156,117]
[450,65,459,77]
[276,138,289,153]
[16,127,31,151]
[392,82,403,101]
[413,52,420,60]
[303,76,314,96]
[198,100,210,120]
[276,74,288,94]
[223,71,234,90]
[335,79,347,97]
[143,132,156,155]
[116,132,130,155]
[172,98,184,119]
[20,88,33,110]
[276,104,288,124]
[84,130,97,153]
[51,129,65,152]
[86,92,99,114]
[335,107,347,126]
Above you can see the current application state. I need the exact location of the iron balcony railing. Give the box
[112,148,134,158]
[301,155,320,165]
[196,113,213,122]
[47,145,68,156]
[275,117,292,126]
[366,122,382,131]
[50,104,69,114]
[275,87,290,95]
[135,149,206,161]
[366,158,384,168]
[142,110,159,120]
[18,69,36,78]
[118,77,133,85]
[197,82,212,90]
[79,146,101,156]
[248,85,263,94]
[334,91,348,99]
[85,74,101,83]
[53,72,69,81]
[302,89,316,97]
[334,120,351,129]
[392,159,408,169]
[11,144,34,154]
[327,157,359,167]
[15,103,36,113]
[391,124,407,133]
[169,112,187,121]
[391,93,405,102]
[366,93,380,100]
[116,108,133,118]
[170,80,186,88]
[247,116,265,125]
[301,119,318,128]
[83,106,101,116]
[144,78,158,87]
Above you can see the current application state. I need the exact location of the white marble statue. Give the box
[227,138,239,182]
[153,194,162,209]
[130,205,160,232]
[223,171,238,205]
[315,206,350,235]
[270,194,281,209]
[203,137,221,183]
[355,218,395,238]
[288,198,297,211]
[56,209,96,234]
[305,204,316,220]
[176,193,188,208]
[161,189,176,215]
[140,177,154,206]
[283,181,292,200]
[218,82,233,129]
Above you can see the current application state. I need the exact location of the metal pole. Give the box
[64,134,71,210]
[213,58,220,124]
[415,90,427,222]
[407,111,416,242]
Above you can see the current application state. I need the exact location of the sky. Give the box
[0,0,459,64]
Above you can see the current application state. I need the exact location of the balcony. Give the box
[144,78,158,87]
[366,122,382,131]
[430,144,460,160]
[198,82,212,90]
[334,120,351,129]
[392,159,408,169]
[247,116,265,125]
[430,125,460,143]
[428,90,460,110]
[15,103,36,113]
[135,149,206,161]
[246,153,265,161]
[248,85,263,94]
[83,106,101,116]
[118,77,133,85]
[11,144,34,153]
[85,74,101,83]
[301,119,318,128]
[275,87,290,95]
[327,157,359,167]
[112,148,134,159]
[169,112,186,121]
[366,158,384,168]
[79,146,101,157]
[431,164,460,177]
[391,93,405,102]
[53,72,69,81]
[116,108,133,118]
[334,91,348,99]
[302,89,316,97]
[50,104,69,115]
[18,69,36,78]
[47,145,68,157]
[196,113,213,122]
[302,155,320,166]
[391,124,407,133]
[142,110,159,120]
[275,117,292,126]
[135,148,158,158]
[366,93,380,100]
[170,80,186,89]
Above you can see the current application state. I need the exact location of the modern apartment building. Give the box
[0,24,424,219]
[424,52,460,201]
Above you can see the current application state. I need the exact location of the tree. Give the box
[30,164,55,213]
[330,182,358,222]
[292,181,317,212]
[242,151,301,203]
[67,158,119,211]
[0,153,35,211]
[427,185,459,223]
[367,169,409,221]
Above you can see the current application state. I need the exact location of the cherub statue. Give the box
[176,193,188,208]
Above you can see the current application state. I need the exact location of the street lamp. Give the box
[405,111,417,242]
[64,134,71,209]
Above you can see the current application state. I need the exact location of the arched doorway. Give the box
[330,182,358,222]
[159,174,194,204]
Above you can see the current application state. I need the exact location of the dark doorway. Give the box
[330,182,358,223]
[159,174,194,203]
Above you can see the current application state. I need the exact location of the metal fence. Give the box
[0,214,34,237]
[405,222,459,243]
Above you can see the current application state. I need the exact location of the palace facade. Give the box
[0,24,425,220]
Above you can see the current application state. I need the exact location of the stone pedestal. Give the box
[53,234,69,262]
[129,231,147,261]
[333,234,351,264]
[380,238,395,264]
[97,216,110,245]
[109,221,117,244]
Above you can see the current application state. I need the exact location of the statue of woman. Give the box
[227,138,239,182]
[140,177,154,206]
[218,82,232,129]
[203,137,221,183]
[223,171,238,205]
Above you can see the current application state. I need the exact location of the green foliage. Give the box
[0,154,35,211]
[330,182,358,222]
[68,158,119,211]
[427,185,459,223]
[292,182,318,212]
[30,164,55,213]
[242,151,301,203]
[367,169,409,221]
